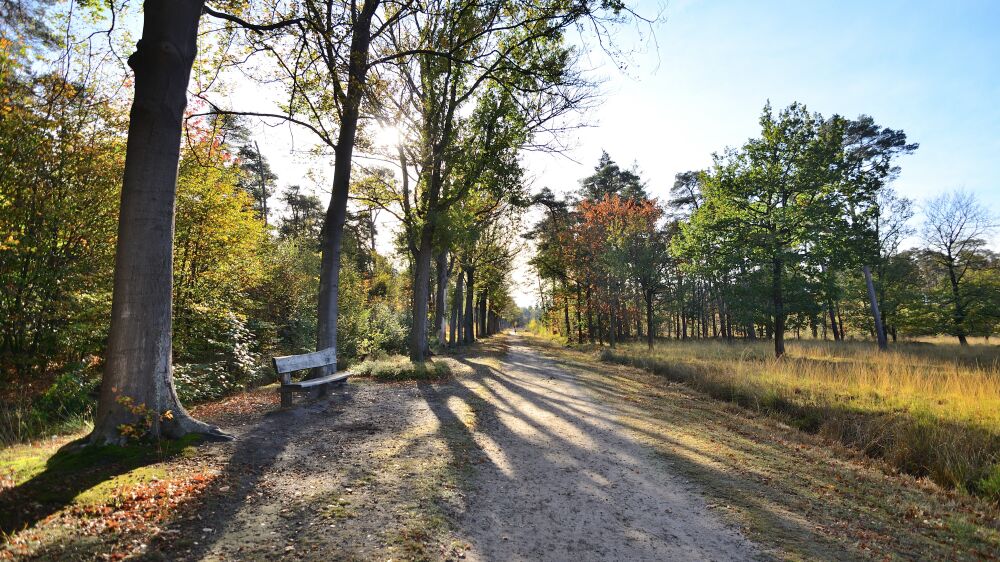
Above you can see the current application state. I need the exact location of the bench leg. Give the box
[280,387,293,408]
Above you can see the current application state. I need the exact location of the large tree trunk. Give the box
[772,256,786,357]
[434,251,448,345]
[316,0,379,374]
[409,223,434,361]
[91,0,228,444]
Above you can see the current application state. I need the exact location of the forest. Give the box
[2,0,1000,560]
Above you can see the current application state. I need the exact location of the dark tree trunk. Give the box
[773,256,785,357]
[837,305,845,343]
[316,0,379,374]
[464,266,475,344]
[645,292,655,350]
[597,311,604,346]
[434,251,448,345]
[451,269,463,345]
[827,301,840,341]
[576,285,583,343]
[91,0,228,444]
[478,292,487,337]
[562,282,571,341]
[609,292,618,349]
[863,265,888,351]
[946,258,969,345]
[586,286,594,343]
[409,223,434,360]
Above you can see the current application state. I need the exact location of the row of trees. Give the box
[0,30,410,419]
[2,0,645,444]
[529,104,998,356]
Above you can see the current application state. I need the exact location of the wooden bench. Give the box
[272,347,349,407]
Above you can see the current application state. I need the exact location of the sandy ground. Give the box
[146,335,756,561]
[455,335,757,561]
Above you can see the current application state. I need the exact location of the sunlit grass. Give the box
[600,338,1000,498]
[350,354,452,382]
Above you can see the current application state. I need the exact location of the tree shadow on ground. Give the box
[145,384,356,560]
[0,434,204,537]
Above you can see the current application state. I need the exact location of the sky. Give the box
[234,0,1000,307]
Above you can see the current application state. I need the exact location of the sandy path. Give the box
[151,335,757,561]
[453,335,758,561]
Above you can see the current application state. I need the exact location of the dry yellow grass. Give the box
[600,338,1000,498]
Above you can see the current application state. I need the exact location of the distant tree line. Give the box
[529,104,999,356]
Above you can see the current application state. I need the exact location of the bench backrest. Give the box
[272,346,337,375]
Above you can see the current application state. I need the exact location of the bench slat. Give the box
[272,346,337,374]
[282,371,349,390]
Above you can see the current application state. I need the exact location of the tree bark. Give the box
[409,223,434,360]
[863,265,888,351]
[316,0,379,374]
[827,301,840,342]
[91,0,228,444]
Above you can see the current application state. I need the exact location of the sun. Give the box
[372,124,401,149]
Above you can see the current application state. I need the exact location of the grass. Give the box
[598,338,1000,499]
[528,337,1000,560]
[351,354,452,382]
[0,398,93,447]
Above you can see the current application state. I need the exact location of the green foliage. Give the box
[0,68,124,377]
[351,355,451,382]
[33,361,100,420]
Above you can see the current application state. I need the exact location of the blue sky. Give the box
[527,0,1000,213]
[219,0,999,304]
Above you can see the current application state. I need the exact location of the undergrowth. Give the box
[351,355,452,382]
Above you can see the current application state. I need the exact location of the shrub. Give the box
[351,355,451,382]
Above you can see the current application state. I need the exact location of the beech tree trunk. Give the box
[409,223,434,361]
[316,0,379,374]
[91,0,228,444]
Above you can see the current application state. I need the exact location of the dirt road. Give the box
[149,335,755,561]
[455,335,757,561]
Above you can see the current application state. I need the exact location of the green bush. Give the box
[33,361,100,419]
[173,310,265,403]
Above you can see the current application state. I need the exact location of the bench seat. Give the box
[272,346,347,406]
[282,371,349,390]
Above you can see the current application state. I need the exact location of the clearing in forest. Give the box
[3,335,999,561]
